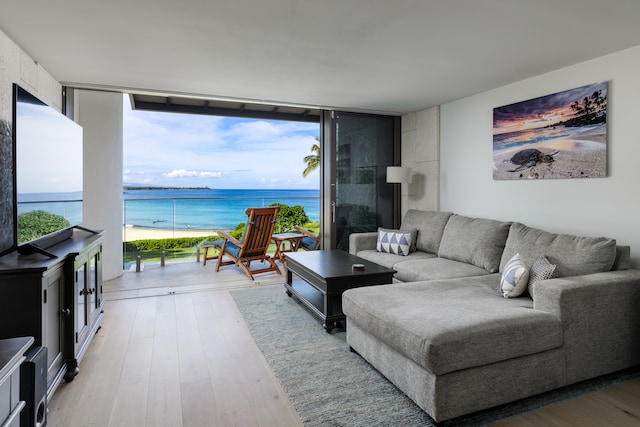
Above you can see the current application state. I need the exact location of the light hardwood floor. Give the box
[48,262,302,427]
[48,261,640,426]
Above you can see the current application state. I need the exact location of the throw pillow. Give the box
[528,255,557,296]
[500,253,529,298]
[376,228,414,256]
[378,227,418,253]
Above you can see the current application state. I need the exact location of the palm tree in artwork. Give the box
[570,89,607,125]
[303,139,320,178]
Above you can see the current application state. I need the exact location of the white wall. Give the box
[0,30,62,119]
[440,45,640,268]
[401,106,440,217]
[75,90,123,281]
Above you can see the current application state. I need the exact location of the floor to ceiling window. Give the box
[122,95,320,267]
[322,111,400,251]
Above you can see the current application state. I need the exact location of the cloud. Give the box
[164,169,199,178]
[123,169,146,176]
[199,171,228,178]
[123,169,152,184]
[163,169,229,179]
[123,95,320,188]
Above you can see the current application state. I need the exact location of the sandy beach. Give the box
[123,226,217,242]
[493,125,607,180]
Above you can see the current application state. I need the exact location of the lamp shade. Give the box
[386,166,412,184]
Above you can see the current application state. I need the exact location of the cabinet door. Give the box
[70,242,103,364]
[44,265,65,388]
[88,248,102,324]
[74,258,90,351]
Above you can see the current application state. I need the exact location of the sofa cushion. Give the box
[437,215,512,273]
[343,276,562,376]
[392,257,491,282]
[500,253,530,298]
[500,222,617,277]
[400,210,453,254]
[613,245,631,271]
[356,249,435,269]
[376,228,417,256]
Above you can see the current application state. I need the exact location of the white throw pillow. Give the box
[500,253,529,298]
[376,228,414,256]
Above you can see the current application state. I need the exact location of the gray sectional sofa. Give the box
[344,210,640,422]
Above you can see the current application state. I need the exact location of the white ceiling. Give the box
[2,0,640,114]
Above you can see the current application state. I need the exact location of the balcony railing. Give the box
[122,195,319,268]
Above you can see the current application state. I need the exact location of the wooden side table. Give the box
[202,242,218,265]
[272,233,305,263]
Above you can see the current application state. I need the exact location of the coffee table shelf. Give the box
[284,250,395,332]
[285,279,342,321]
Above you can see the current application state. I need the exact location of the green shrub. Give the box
[17,210,70,244]
[123,235,220,252]
[230,222,245,239]
[269,203,309,233]
[300,220,320,234]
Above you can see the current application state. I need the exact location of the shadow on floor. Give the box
[103,260,285,300]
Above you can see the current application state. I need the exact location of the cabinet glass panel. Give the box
[89,255,97,310]
[76,264,87,334]
[45,273,62,371]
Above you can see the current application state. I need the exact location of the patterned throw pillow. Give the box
[528,255,557,296]
[376,228,414,256]
[500,253,529,298]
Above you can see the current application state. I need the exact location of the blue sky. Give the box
[17,102,83,194]
[123,95,320,189]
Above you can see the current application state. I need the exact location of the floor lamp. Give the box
[386,166,412,228]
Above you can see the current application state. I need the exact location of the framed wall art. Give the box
[493,82,607,180]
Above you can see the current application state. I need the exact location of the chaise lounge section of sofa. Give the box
[344,210,640,422]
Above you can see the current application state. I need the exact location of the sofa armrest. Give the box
[348,232,378,255]
[533,269,640,383]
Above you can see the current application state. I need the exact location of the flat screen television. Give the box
[13,84,84,254]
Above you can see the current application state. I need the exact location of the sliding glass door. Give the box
[321,111,400,251]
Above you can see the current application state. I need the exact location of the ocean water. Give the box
[493,123,606,151]
[17,191,84,226]
[123,188,320,231]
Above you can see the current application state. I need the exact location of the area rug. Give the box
[231,285,640,426]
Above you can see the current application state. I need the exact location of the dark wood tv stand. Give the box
[0,228,104,400]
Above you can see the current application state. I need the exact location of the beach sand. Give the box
[493,126,607,180]
[123,226,217,242]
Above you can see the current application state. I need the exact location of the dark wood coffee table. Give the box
[284,250,396,332]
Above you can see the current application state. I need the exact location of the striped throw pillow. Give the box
[500,253,529,298]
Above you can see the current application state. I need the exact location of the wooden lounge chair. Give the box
[213,207,281,280]
[294,225,321,251]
